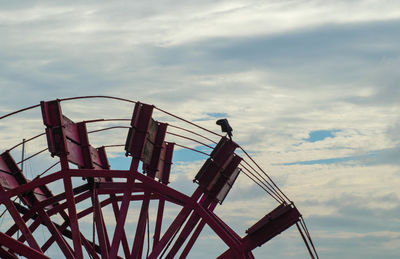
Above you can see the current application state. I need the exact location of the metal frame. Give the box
[0,98,313,258]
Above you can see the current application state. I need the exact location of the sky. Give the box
[0,0,400,258]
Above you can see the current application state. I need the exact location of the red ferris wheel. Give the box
[0,96,318,258]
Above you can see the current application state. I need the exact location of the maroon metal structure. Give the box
[0,96,318,258]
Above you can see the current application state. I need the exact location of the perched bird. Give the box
[216,118,233,140]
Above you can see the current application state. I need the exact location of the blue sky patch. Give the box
[207,112,228,118]
[108,146,211,170]
[173,145,211,162]
[304,129,341,142]
[278,156,355,166]
[108,153,132,170]
[193,112,228,122]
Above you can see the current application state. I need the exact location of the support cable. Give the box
[87,125,215,151]
[84,118,218,146]
[154,106,223,138]
[166,132,214,149]
[296,222,316,259]
[241,159,286,202]
[300,217,319,259]
[85,125,215,153]
[240,164,283,203]
[0,96,134,121]
[84,123,285,204]
[16,148,47,165]
[103,144,125,149]
[168,124,217,144]
[0,104,40,120]
[33,161,60,180]
[238,146,291,202]
[239,159,285,201]
[173,143,210,157]
[84,118,130,124]
[60,95,137,104]
[8,133,45,151]
[241,169,282,204]
[88,126,129,134]
[146,211,151,259]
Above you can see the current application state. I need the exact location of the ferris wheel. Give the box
[0,96,318,258]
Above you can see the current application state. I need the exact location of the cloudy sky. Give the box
[0,0,400,258]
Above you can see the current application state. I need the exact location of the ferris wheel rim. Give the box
[0,97,318,258]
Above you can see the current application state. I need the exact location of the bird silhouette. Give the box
[216,119,233,140]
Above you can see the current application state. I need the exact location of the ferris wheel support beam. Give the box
[193,201,243,256]
[19,176,96,257]
[110,101,154,259]
[36,208,75,258]
[10,188,103,258]
[15,211,41,244]
[152,141,174,250]
[0,171,64,204]
[109,167,138,259]
[41,221,69,252]
[0,243,18,259]
[165,195,214,258]
[148,187,203,259]
[91,188,110,258]
[0,232,50,259]
[152,198,165,249]
[151,137,243,258]
[179,201,217,259]
[109,193,131,258]
[63,175,84,258]
[130,191,151,259]
[0,187,42,253]
[131,122,168,259]
[5,184,90,239]
[79,235,101,259]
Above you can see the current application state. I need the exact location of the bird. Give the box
[216,118,233,140]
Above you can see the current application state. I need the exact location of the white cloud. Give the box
[1,1,400,258]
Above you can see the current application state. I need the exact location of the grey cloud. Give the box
[387,119,400,144]
[299,194,400,258]
[345,57,400,106]
[303,192,400,231]
[153,19,400,76]
[364,147,400,166]
[316,235,400,259]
